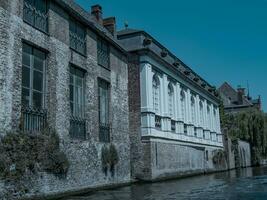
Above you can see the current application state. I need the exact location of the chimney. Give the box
[237,87,245,105]
[103,17,116,36]
[91,5,103,24]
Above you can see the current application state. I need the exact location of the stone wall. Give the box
[0,0,130,198]
[140,139,225,180]
[224,135,251,170]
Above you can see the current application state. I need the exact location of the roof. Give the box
[218,82,253,108]
[54,0,127,54]
[117,28,219,102]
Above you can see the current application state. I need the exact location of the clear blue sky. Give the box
[76,0,267,112]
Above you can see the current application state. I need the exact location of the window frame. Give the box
[152,75,160,114]
[97,37,110,69]
[69,18,87,56]
[98,78,111,143]
[69,65,87,140]
[22,43,46,110]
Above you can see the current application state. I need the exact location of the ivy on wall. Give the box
[101,143,119,176]
[0,128,69,181]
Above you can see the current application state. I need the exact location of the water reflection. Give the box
[64,167,267,200]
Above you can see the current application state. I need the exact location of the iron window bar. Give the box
[70,116,86,140]
[21,106,47,132]
[99,123,110,143]
[23,1,48,33]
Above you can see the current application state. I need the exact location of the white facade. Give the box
[140,58,223,148]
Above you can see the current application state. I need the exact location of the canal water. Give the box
[64,167,267,200]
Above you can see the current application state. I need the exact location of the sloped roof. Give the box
[218,82,253,107]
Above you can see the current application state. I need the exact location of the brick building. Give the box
[218,82,262,113]
[0,0,130,197]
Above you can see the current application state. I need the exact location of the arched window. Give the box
[199,101,204,126]
[191,96,196,124]
[180,90,186,121]
[168,83,174,117]
[213,108,217,131]
[152,75,160,113]
[207,105,211,130]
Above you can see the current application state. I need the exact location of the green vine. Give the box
[212,149,226,167]
[101,144,119,176]
[0,128,69,181]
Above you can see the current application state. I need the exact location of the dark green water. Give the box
[64,167,267,200]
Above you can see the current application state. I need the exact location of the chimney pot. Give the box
[91,4,103,23]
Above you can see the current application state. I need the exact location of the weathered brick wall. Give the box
[0,0,130,197]
[127,53,146,179]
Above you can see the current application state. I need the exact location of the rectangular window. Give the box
[23,0,48,33]
[21,43,46,131]
[184,124,188,135]
[171,120,176,132]
[99,79,110,142]
[97,38,110,69]
[69,66,86,139]
[69,18,86,55]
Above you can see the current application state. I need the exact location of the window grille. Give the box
[69,66,86,139]
[99,80,110,142]
[70,18,86,55]
[97,38,110,68]
[23,0,48,33]
[21,43,46,132]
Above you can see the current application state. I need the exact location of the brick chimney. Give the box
[103,17,116,36]
[237,87,245,105]
[91,5,102,24]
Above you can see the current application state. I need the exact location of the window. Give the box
[21,43,46,131]
[171,120,176,132]
[99,79,110,142]
[69,66,86,139]
[168,83,174,117]
[184,124,187,135]
[70,18,86,55]
[180,90,186,121]
[207,105,211,130]
[152,75,160,114]
[199,101,204,126]
[23,0,48,33]
[191,96,196,124]
[97,38,109,68]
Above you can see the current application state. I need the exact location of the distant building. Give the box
[118,29,224,181]
[218,82,261,113]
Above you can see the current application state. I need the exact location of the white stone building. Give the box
[118,29,224,180]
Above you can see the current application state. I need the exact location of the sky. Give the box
[76,0,267,112]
